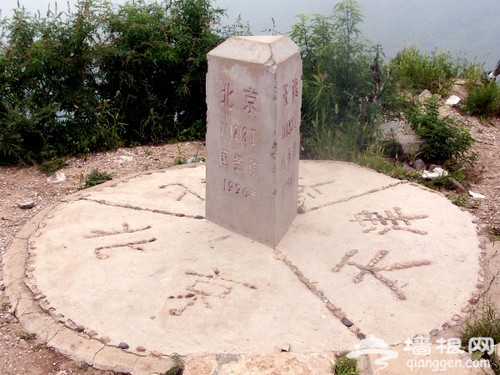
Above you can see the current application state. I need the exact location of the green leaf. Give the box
[471,351,483,361]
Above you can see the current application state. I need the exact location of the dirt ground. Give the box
[2,90,500,374]
[0,141,205,375]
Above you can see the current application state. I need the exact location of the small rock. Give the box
[341,317,353,327]
[17,339,29,349]
[469,298,479,305]
[1,313,15,324]
[75,325,85,333]
[136,346,146,352]
[0,283,5,291]
[402,164,415,173]
[448,177,467,194]
[419,89,432,101]
[333,309,344,319]
[445,95,461,106]
[87,330,98,337]
[280,343,291,352]
[452,315,460,321]
[349,324,360,334]
[100,336,111,344]
[150,350,162,357]
[118,155,134,164]
[18,201,35,209]
[429,329,439,336]
[325,302,336,312]
[273,253,285,260]
[357,332,366,340]
[118,342,129,349]
[413,159,426,171]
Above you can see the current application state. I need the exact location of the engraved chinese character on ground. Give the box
[332,249,431,300]
[86,223,156,260]
[165,270,257,316]
[351,207,428,235]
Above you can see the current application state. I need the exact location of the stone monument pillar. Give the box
[205,35,302,247]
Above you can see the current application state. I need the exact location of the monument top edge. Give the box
[235,35,286,43]
[207,35,300,65]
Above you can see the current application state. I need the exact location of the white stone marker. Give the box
[206,35,302,247]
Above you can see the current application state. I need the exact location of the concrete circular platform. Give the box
[2,161,485,374]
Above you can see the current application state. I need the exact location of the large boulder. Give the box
[377,121,423,156]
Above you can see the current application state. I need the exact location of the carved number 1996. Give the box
[223,178,253,198]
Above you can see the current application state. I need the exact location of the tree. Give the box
[290,0,392,159]
[98,0,224,143]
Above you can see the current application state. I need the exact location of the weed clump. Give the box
[461,298,500,371]
[332,355,360,375]
[465,81,500,117]
[82,169,113,189]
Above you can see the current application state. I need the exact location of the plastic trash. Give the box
[422,167,448,179]
[47,171,66,184]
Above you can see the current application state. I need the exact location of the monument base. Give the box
[3,162,484,374]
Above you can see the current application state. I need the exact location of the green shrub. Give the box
[465,80,500,117]
[407,96,474,165]
[390,44,467,96]
[0,0,230,165]
[98,0,224,144]
[290,0,398,160]
[83,169,113,189]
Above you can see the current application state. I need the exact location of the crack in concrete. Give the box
[42,321,65,342]
[305,181,407,212]
[80,198,205,220]
[92,345,105,366]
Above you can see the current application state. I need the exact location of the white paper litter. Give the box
[468,191,485,199]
